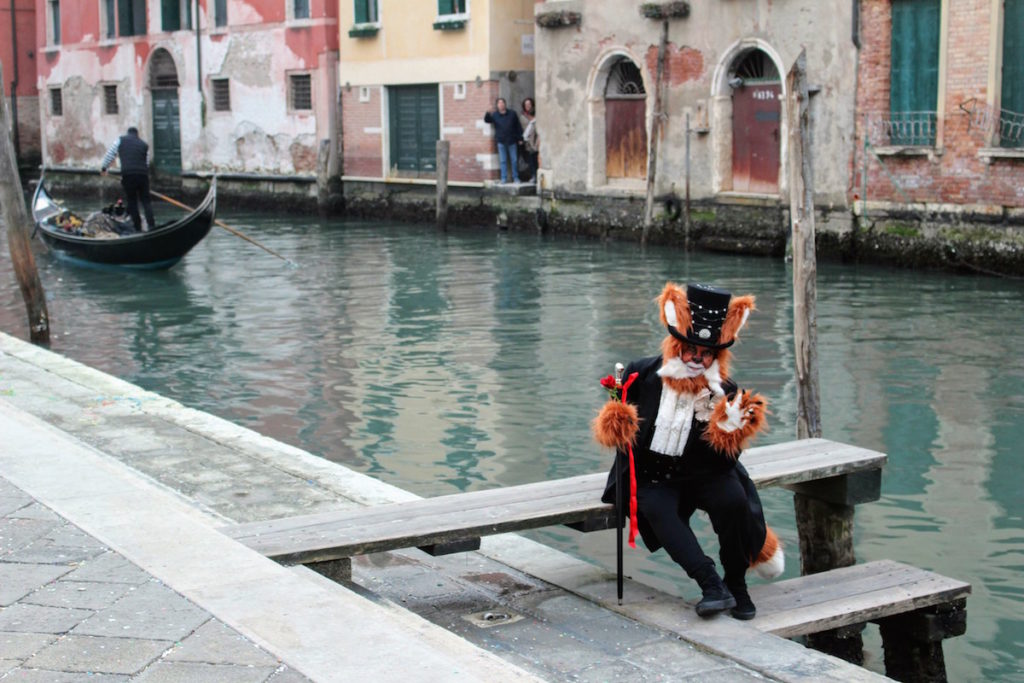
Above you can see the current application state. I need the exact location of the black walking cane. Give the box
[613,362,625,605]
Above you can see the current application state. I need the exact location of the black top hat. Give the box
[666,283,734,349]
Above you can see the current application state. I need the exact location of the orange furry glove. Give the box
[704,390,768,457]
[592,400,639,450]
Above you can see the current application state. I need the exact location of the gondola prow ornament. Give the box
[592,282,784,619]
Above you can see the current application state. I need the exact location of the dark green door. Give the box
[1001,0,1024,146]
[388,85,438,175]
[152,89,181,175]
[890,0,940,145]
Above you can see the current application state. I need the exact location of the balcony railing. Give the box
[998,109,1024,148]
[865,111,937,147]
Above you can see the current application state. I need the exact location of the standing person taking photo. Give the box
[483,98,523,184]
[100,126,156,232]
[520,97,539,184]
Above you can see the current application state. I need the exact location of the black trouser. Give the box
[636,470,758,587]
[121,173,155,231]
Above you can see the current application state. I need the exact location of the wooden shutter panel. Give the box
[162,0,180,32]
[890,0,940,145]
[355,0,368,23]
[1001,0,1024,146]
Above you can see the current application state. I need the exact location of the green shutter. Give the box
[118,0,132,36]
[162,0,180,32]
[389,85,439,174]
[355,0,368,23]
[1001,0,1024,146]
[890,0,939,145]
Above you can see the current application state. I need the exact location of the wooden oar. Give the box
[151,190,297,267]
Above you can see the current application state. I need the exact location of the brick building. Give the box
[1,0,40,168]
[34,0,338,184]
[856,0,1024,211]
[339,0,537,186]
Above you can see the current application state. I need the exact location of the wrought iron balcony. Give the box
[865,111,937,148]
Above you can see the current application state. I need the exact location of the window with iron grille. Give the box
[889,0,939,145]
[212,78,231,111]
[294,0,310,19]
[103,85,118,115]
[290,74,312,111]
[214,0,228,27]
[50,88,63,116]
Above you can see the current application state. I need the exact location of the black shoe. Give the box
[696,587,736,616]
[728,584,756,620]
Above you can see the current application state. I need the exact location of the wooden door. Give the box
[389,85,438,175]
[605,99,646,179]
[731,83,780,194]
[152,89,181,175]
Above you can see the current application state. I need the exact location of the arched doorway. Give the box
[149,49,181,175]
[604,58,647,180]
[729,49,780,193]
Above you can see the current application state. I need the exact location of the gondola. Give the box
[31,176,217,270]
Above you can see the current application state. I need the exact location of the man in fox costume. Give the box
[593,282,784,619]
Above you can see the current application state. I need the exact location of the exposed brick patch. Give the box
[645,43,704,85]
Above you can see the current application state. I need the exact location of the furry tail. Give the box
[751,526,785,580]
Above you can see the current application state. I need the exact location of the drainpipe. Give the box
[195,0,205,127]
[9,0,20,164]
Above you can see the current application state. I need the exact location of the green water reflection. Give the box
[2,213,1022,681]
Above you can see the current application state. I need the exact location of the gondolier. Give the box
[100,126,156,233]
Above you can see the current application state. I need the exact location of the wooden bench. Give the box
[749,559,970,682]
[223,438,970,680]
[223,438,884,578]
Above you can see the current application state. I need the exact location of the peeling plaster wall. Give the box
[534,0,857,205]
[36,0,338,176]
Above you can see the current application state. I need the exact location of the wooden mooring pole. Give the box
[786,49,865,662]
[0,63,50,345]
[642,20,668,245]
[436,140,450,231]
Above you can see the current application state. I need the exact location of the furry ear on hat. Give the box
[657,282,690,333]
[719,295,755,347]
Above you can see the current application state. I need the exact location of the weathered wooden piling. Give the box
[0,63,50,345]
[436,140,450,231]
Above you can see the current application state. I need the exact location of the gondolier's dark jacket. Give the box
[600,355,767,555]
[115,134,149,176]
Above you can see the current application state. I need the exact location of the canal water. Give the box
[2,209,1022,681]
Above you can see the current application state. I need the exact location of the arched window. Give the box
[149,50,179,89]
[605,59,646,98]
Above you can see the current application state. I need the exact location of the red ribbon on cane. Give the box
[620,371,640,548]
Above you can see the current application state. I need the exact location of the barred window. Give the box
[212,78,231,111]
[50,88,63,116]
[290,74,312,111]
[103,84,118,115]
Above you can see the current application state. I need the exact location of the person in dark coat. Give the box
[483,98,523,184]
[100,126,155,232]
[592,282,785,620]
